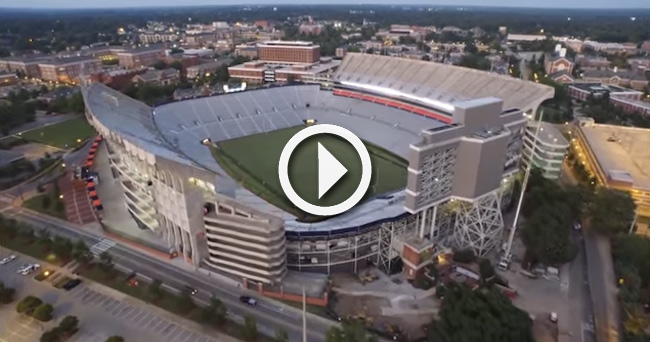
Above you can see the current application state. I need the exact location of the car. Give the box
[549,312,558,323]
[574,221,582,230]
[63,278,82,291]
[0,255,16,265]
[16,264,31,274]
[239,296,257,306]
[185,286,198,295]
[20,264,40,276]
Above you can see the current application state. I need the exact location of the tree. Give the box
[148,279,163,299]
[588,189,636,236]
[478,258,496,283]
[18,227,35,242]
[452,248,476,263]
[105,336,125,342]
[521,205,577,265]
[58,315,79,334]
[32,303,54,322]
[40,329,62,342]
[153,60,167,70]
[169,61,183,71]
[37,229,52,246]
[73,239,92,264]
[99,251,114,272]
[201,296,227,326]
[326,319,377,342]
[274,328,289,342]
[428,285,534,342]
[52,236,73,260]
[16,296,43,314]
[242,315,259,342]
[176,287,195,314]
[0,282,16,304]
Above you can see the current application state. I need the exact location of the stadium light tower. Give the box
[504,110,545,259]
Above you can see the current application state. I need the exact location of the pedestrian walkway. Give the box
[58,171,98,225]
[90,239,116,258]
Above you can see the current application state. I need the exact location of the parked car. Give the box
[239,296,257,306]
[0,255,16,265]
[63,279,82,291]
[19,264,40,275]
[573,221,582,230]
[549,312,558,323]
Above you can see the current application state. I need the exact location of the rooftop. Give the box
[582,69,648,81]
[260,41,316,47]
[578,123,650,190]
[333,53,554,114]
[570,82,641,94]
[527,121,569,147]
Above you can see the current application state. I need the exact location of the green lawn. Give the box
[23,194,66,220]
[212,125,407,220]
[0,236,65,266]
[20,117,95,149]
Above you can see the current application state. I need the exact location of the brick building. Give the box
[117,45,165,69]
[38,56,102,83]
[257,41,320,64]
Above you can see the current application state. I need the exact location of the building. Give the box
[568,83,643,102]
[139,32,179,44]
[132,68,180,86]
[583,40,638,55]
[257,41,320,64]
[575,54,611,69]
[0,72,18,85]
[83,53,553,284]
[522,121,569,179]
[610,97,650,116]
[573,118,650,234]
[38,56,102,83]
[228,58,340,83]
[117,45,166,69]
[544,51,574,76]
[0,56,48,78]
[642,40,650,54]
[507,34,547,42]
[298,24,324,35]
[234,44,259,59]
[581,69,649,91]
[186,61,225,79]
[548,71,575,84]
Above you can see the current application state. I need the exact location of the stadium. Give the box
[83,53,554,284]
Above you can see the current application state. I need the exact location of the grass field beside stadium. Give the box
[20,117,95,149]
[211,125,407,220]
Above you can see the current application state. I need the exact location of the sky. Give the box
[2,0,649,9]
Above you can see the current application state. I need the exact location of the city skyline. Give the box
[2,0,649,9]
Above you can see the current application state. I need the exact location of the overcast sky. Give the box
[2,0,649,9]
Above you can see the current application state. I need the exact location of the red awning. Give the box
[93,199,102,206]
[86,181,95,188]
[89,190,98,197]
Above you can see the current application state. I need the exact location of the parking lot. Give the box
[0,251,225,342]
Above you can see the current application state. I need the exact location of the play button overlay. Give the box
[317,142,347,199]
[278,124,372,217]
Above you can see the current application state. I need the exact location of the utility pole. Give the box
[504,110,545,259]
[302,286,307,342]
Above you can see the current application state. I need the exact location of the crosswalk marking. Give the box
[90,239,116,258]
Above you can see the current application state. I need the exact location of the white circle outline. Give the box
[278,124,372,217]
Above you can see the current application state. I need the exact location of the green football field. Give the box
[211,126,407,220]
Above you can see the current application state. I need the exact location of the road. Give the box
[567,230,596,342]
[0,206,338,342]
[562,157,620,342]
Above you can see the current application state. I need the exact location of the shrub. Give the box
[452,248,476,263]
[33,303,54,322]
[16,296,42,315]
[42,195,52,209]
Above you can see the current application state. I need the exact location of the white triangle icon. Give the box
[318,142,347,199]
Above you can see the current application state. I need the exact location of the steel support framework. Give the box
[450,190,505,256]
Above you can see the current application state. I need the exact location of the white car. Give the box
[549,312,558,323]
[0,255,16,265]
[19,264,40,276]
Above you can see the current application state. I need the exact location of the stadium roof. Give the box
[579,123,650,190]
[333,53,554,114]
[83,83,193,167]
